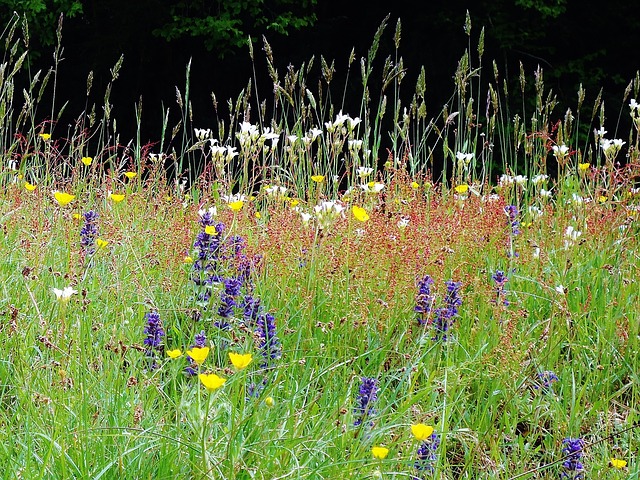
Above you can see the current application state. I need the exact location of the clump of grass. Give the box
[0,12,639,479]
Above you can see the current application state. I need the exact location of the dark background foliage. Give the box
[3,0,639,147]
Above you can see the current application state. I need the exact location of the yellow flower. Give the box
[124,171,137,179]
[598,195,607,203]
[198,373,226,391]
[265,396,275,408]
[371,446,389,459]
[352,205,370,222]
[96,238,108,249]
[184,256,194,264]
[72,213,82,220]
[229,200,244,211]
[577,162,590,172]
[411,424,434,441]
[289,199,300,208]
[610,458,627,469]
[229,352,253,370]
[24,182,37,191]
[204,225,217,235]
[39,133,51,141]
[186,346,210,365]
[454,184,469,194]
[109,193,125,203]
[411,181,420,189]
[54,191,75,206]
[311,175,325,183]
[81,157,93,166]
[255,211,262,219]
[166,349,183,359]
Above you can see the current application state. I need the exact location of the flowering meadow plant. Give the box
[0,13,639,480]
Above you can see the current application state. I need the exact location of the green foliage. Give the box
[153,0,317,58]
[0,0,82,50]
[514,0,567,18]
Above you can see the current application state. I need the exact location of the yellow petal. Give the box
[124,171,137,179]
[311,175,325,183]
[411,423,434,441]
[229,200,244,212]
[81,157,93,166]
[198,373,226,391]
[352,205,370,222]
[109,193,125,203]
[166,349,183,359]
[371,446,389,459]
[611,458,627,469]
[96,238,108,249]
[186,346,210,365]
[228,352,253,370]
[454,184,469,194]
[24,182,37,191]
[54,191,75,206]
[204,225,217,235]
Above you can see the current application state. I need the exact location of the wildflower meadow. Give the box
[1,13,639,479]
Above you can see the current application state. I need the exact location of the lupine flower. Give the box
[256,312,282,369]
[353,377,378,427]
[415,275,435,325]
[504,205,520,236]
[560,437,585,479]
[372,446,389,459]
[413,432,440,477]
[535,370,559,391]
[143,311,165,370]
[491,270,509,306]
[433,280,462,341]
[80,210,99,257]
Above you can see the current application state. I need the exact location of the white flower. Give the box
[194,128,212,141]
[308,128,323,141]
[53,287,77,302]
[360,182,385,193]
[198,207,218,218]
[499,174,514,187]
[564,225,582,249]
[348,139,363,152]
[397,217,410,229]
[300,212,312,225]
[630,99,639,112]
[346,116,361,131]
[600,138,625,157]
[531,174,548,185]
[221,193,247,203]
[455,152,474,164]
[225,146,238,162]
[265,185,287,197]
[552,144,569,158]
[286,134,298,145]
[528,206,544,218]
[261,128,280,145]
[532,247,541,259]
[313,201,345,229]
[595,127,607,137]
[555,285,566,295]
[356,167,374,178]
[540,188,553,198]
[514,175,528,186]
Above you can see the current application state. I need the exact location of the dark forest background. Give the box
[4,0,640,148]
